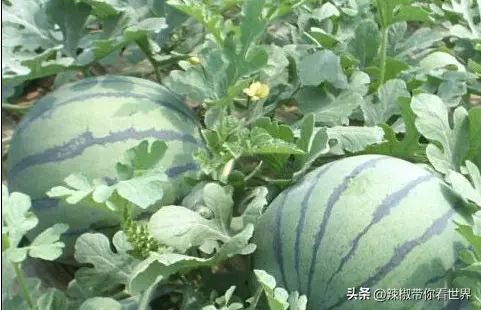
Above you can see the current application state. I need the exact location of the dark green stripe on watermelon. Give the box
[325,208,456,310]
[307,156,386,299]
[8,128,202,183]
[15,92,198,136]
[32,197,60,210]
[294,163,335,291]
[164,162,199,178]
[424,270,451,287]
[325,173,435,291]
[68,77,195,121]
[273,190,293,289]
[70,75,162,91]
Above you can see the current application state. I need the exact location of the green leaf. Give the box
[447,161,481,207]
[1,49,30,87]
[5,247,28,263]
[419,51,467,74]
[246,118,295,178]
[74,232,139,293]
[129,252,211,295]
[64,280,98,309]
[347,19,380,67]
[2,252,17,295]
[294,87,333,115]
[149,205,230,252]
[376,0,431,28]
[114,140,169,209]
[78,297,122,310]
[455,217,481,258]
[348,70,371,97]
[411,93,470,174]
[123,17,168,41]
[203,286,244,310]
[442,0,481,39]
[298,50,348,89]
[149,183,234,252]
[201,182,235,231]
[197,119,305,178]
[45,0,92,57]
[383,57,410,82]
[363,98,426,162]
[391,25,444,59]
[253,117,294,143]
[2,186,38,248]
[327,126,385,155]
[1,0,87,84]
[167,0,225,45]
[47,173,98,204]
[166,0,270,109]
[2,0,58,51]
[315,91,364,126]
[234,187,269,228]
[253,269,307,310]
[223,0,269,86]
[49,140,169,210]
[435,74,469,108]
[36,288,68,310]
[243,128,305,156]
[308,27,340,49]
[130,224,254,294]
[287,292,308,310]
[3,0,180,83]
[79,0,126,18]
[2,297,28,310]
[2,46,78,85]
[164,41,228,102]
[466,108,481,168]
[293,114,329,176]
[116,139,168,180]
[215,224,256,258]
[361,79,410,126]
[28,224,69,261]
[295,88,363,126]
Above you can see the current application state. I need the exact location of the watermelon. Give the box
[6,75,203,261]
[251,155,470,310]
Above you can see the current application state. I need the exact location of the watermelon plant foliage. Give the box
[1,0,481,309]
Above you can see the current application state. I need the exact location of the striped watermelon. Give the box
[6,75,203,261]
[251,155,470,310]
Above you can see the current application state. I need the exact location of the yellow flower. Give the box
[188,56,201,65]
[243,81,270,101]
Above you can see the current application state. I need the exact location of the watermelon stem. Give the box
[2,103,32,112]
[245,160,263,181]
[246,286,264,310]
[136,39,163,84]
[13,262,34,309]
[2,137,11,158]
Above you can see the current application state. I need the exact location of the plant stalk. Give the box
[82,67,92,77]
[246,286,264,310]
[244,160,263,181]
[13,263,34,309]
[2,103,32,112]
[136,39,162,84]
[378,26,388,86]
[376,0,388,87]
